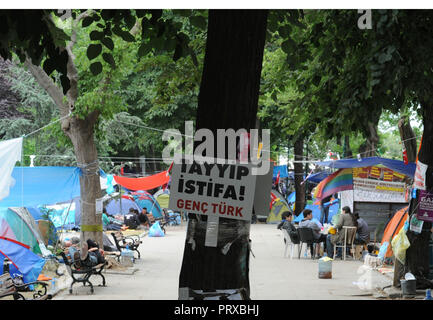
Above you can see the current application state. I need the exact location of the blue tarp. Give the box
[273,165,288,178]
[0,167,81,208]
[287,191,296,204]
[315,157,416,177]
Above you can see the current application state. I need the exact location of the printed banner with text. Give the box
[169,161,257,221]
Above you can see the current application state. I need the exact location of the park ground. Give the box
[52,222,394,300]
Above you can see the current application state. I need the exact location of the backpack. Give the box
[124,214,138,229]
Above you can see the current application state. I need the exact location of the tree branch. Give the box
[65,10,93,105]
[24,58,69,117]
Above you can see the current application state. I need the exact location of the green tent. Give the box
[153,189,170,209]
[267,190,291,224]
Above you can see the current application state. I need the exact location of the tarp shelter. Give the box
[0,236,45,283]
[380,206,409,258]
[0,207,50,256]
[41,202,76,229]
[153,189,170,209]
[267,190,291,224]
[113,170,170,191]
[0,166,81,208]
[315,157,416,178]
[315,157,412,240]
[130,191,163,219]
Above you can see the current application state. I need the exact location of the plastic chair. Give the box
[297,227,315,259]
[334,226,357,260]
[282,229,299,259]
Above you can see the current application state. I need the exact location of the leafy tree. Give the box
[283,9,433,287]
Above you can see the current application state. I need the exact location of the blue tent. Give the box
[0,167,81,208]
[0,237,45,283]
[131,191,163,219]
[315,157,416,177]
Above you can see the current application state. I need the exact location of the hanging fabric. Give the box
[0,137,23,201]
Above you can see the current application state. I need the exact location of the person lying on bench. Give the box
[64,237,104,269]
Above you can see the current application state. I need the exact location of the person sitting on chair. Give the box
[326,206,357,258]
[278,211,300,244]
[354,213,369,245]
[102,208,123,231]
[299,209,327,257]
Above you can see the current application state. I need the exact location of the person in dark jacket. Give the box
[278,211,300,244]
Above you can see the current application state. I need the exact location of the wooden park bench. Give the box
[0,273,52,300]
[111,231,142,261]
[58,252,107,294]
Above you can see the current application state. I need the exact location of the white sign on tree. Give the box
[169,160,257,222]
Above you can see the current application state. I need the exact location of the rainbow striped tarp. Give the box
[313,168,353,202]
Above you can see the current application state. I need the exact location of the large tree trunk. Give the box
[394,116,418,286]
[178,9,268,300]
[24,11,103,246]
[404,102,433,289]
[359,121,379,157]
[65,112,103,246]
[294,137,305,216]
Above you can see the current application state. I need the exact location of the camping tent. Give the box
[267,190,292,224]
[0,207,50,256]
[130,191,163,219]
[380,206,409,258]
[0,237,45,283]
[105,198,141,216]
[153,189,170,209]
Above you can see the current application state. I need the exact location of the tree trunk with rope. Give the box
[24,11,103,247]
[393,116,417,286]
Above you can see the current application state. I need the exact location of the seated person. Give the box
[299,209,327,257]
[326,206,357,258]
[136,208,151,229]
[64,237,101,269]
[86,239,106,265]
[124,208,140,229]
[102,208,123,231]
[277,211,300,244]
[354,213,369,245]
